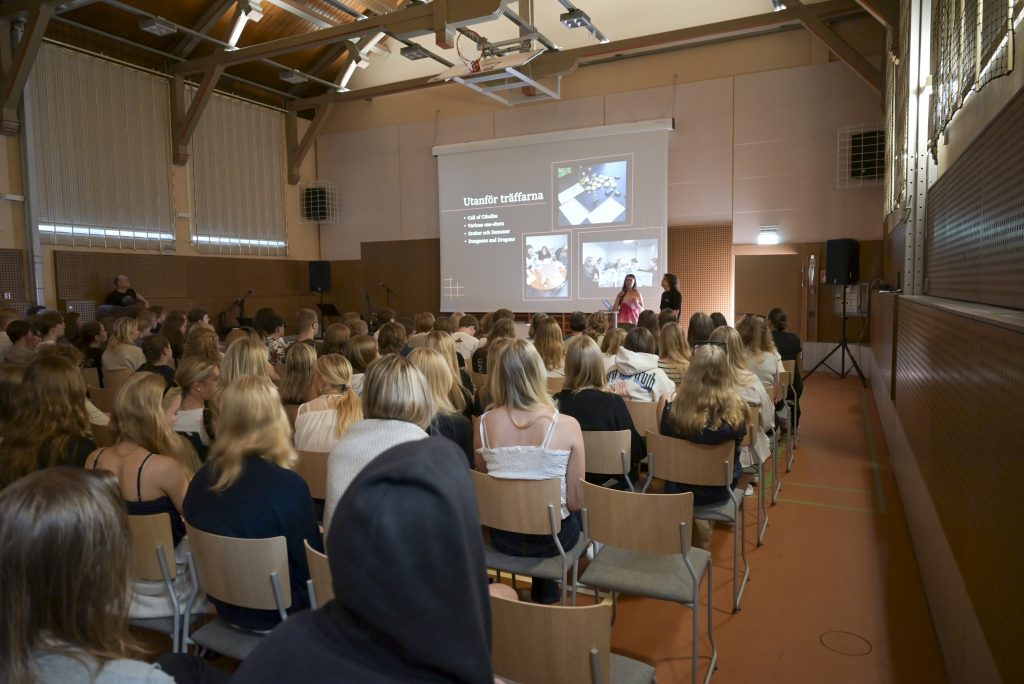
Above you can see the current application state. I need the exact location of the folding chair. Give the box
[781,359,800,468]
[745,405,769,546]
[103,368,133,393]
[624,400,658,439]
[581,429,634,491]
[127,513,188,653]
[776,370,793,495]
[304,540,333,609]
[579,482,717,684]
[645,433,749,612]
[87,385,117,413]
[80,366,100,388]
[293,450,329,500]
[546,375,566,395]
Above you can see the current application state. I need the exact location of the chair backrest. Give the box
[581,480,693,554]
[490,595,612,684]
[546,375,565,394]
[304,539,333,608]
[470,470,561,536]
[778,370,791,398]
[127,513,177,582]
[92,422,117,447]
[284,403,300,428]
[87,385,117,413]
[624,399,659,437]
[294,450,329,500]
[469,371,488,392]
[80,366,100,388]
[184,522,292,610]
[104,368,133,392]
[581,430,631,477]
[782,359,796,376]
[645,432,733,488]
[744,404,760,447]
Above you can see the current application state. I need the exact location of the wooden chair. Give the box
[304,540,333,608]
[781,359,800,466]
[293,450,329,500]
[80,366,100,388]
[490,595,655,684]
[92,422,117,447]
[103,368,133,393]
[127,513,188,653]
[183,523,291,660]
[624,400,658,439]
[745,405,769,547]
[645,433,749,613]
[470,471,587,605]
[581,430,634,491]
[579,482,717,684]
[284,403,300,428]
[469,371,489,392]
[776,370,793,494]
[87,385,117,413]
[546,375,566,395]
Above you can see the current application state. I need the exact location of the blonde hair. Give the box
[361,354,434,430]
[314,354,362,438]
[533,318,565,372]
[423,331,467,412]
[737,314,777,355]
[408,347,464,415]
[280,342,317,405]
[321,324,350,356]
[562,335,609,393]
[175,356,219,394]
[224,327,259,348]
[209,376,295,491]
[600,327,626,355]
[659,322,691,375]
[111,373,197,475]
[106,318,137,352]
[183,326,221,363]
[220,337,270,386]
[709,326,748,372]
[489,339,554,413]
[664,345,748,435]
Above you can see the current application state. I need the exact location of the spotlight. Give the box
[279,69,308,84]
[757,226,781,245]
[560,8,592,29]
[771,0,787,10]
[139,17,177,37]
[400,44,430,60]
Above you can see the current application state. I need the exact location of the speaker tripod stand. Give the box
[804,284,866,387]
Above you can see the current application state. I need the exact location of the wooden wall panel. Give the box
[341,238,440,317]
[667,225,733,325]
[894,297,1024,680]
[0,248,27,303]
[734,254,803,324]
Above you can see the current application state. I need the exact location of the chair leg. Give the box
[704,563,718,684]
[757,460,769,546]
[786,403,795,472]
[772,433,782,506]
[736,501,750,612]
[691,589,699,684]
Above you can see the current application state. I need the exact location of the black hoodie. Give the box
[233,437,494,684]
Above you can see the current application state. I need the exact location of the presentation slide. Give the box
[435,120,670,313]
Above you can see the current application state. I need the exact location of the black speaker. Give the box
[309,261,331,293]
[826,238,860,285]
[303,187,329,222]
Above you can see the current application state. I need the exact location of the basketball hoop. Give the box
[456,32,485,74]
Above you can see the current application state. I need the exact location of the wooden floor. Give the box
[608,374,948,683]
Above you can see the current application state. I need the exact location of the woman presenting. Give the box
[613,273,643,328]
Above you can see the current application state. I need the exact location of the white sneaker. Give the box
[744,484,755,497]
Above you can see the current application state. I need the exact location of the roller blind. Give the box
[23,43,174,250]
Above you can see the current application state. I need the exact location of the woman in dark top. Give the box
[687,311,715,346]
[553,335,644,486]
[768,307,803,425]
[409,348,473,466]
[659,273,682,315]
[0,355,96,488]
[74,321,107,378]
[183,375,323,632]
[138,334,176,386]
[471,318,516,374]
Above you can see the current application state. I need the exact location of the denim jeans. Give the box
[489,511,581,603]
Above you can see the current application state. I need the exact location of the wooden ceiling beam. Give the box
[169,60,226,165]
[788,0,882,93]
[286,105,328,184]
[853,0,899,32]
[1,0,55,135]
[172,0,237,58]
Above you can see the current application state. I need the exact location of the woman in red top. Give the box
[613,273,644,328]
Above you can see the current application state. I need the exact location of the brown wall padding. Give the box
[0,248,27,303]
[883,223,906,289]
[925,85,1024,308]
[53,251,318,333]
[895,298,1024,680]
[734,254,803,325]
[330,239,440,318]
[869,292,897,400]
[667,225,733,325]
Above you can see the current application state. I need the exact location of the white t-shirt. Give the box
[176,407,210,446]
[452,331,480,359]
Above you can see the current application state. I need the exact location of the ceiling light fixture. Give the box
[559,6,608,43]
[139,17,177,37]
[227,13,249,48]
[241,0,264,22]
[771,0,787,10]
[400,43,430,60]
[279,69,308,84]
[757,226,781,245]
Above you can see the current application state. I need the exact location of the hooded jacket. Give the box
[233,437,494,684]
[606,347,676,402]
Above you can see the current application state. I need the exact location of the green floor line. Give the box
[777,497,876,514]
[785,481,871,494]
[860,386,888,514]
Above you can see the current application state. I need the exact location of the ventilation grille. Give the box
[837,124,885,188]
[299,180,339,224]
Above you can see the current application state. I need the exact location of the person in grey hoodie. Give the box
[606,327,676,403]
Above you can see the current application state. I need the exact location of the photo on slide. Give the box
[552,155,632,228]
[523,232,570,300]
[576,233,659,300]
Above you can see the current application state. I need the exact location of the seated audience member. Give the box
[138,335,176,385]
[4,319,39,365]
[636,309,660,352]
[162,312,187,361]
[533,317,566,377]
[600,327,626,369]
[492,307,515,325]
[135,310,158,343]
[477,312,493,341]
[184,376,323,632]
[280,341,318,408]
[475,339,585,604]
[182,326,222,364]
[105,274,149,308]
[565,311,587,340]
[231,438,494,684]
[33,311,65,349]
[470,337,515,417]
[36,344,108,427]
[396,317,415,341]
[424,329,474,403]
[253,307,277,338]
[768,307,803,424]
[295,308,319,346]
[658,322,691,385]
[319,323,350,357]
[553,336,644,484]
[74,321,107,373]
[376,321,407,356]
[262,313,288,365]
[658,307,678,329]
[0,468,179,684]
[186,308,209,333]
[658,344,747,549]
[432,316,455,334]
[176,357,220,448]
[687,311,715,346]
[344,334,378,395]
[102,318,145,372]
[527,312,548,341]
[346,317,368,336]
[452,314,480,360]
[324,354,432,527]
[471,318,516,374]
[224,327,258,348]
[586,310,609,345]
[0,363,21,429]
[373,307,396,337]
[710,327,774,476]
[0,306,19,359]
[409,348,472,465]
[149,306,166,331]
[406,312,435,348]
[737,314,784,386]
[606,327,675,403]
[448,310,465,326]
[294,354,362,453]
[710,311,729,329]
[0,356,96,487]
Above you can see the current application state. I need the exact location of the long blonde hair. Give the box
[737,314,777,355]
[361,354,434,429]
[219,337,270,386]
[562,335,609,393]
[710,326,747,372]
[533,318,565,371]
[111,373,197,475]
[408,347,464,415]
[659,322,691,372]
[600,328,626,356]
[422,331,467,412]
[106,317,137,352]
[175,356,218,395]
[664,345,748,435]
[209,376,295,491]
[314,354,362,438]
[489,339,554,413]
[280,342,317,405]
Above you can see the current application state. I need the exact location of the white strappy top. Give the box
[477,410,571,519]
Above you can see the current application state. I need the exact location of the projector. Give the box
[401,44,430,60]
[139,17,177,37]
[560,9,593,30]
[279,69,308,85]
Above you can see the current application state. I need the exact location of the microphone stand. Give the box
[380,282,398,309]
